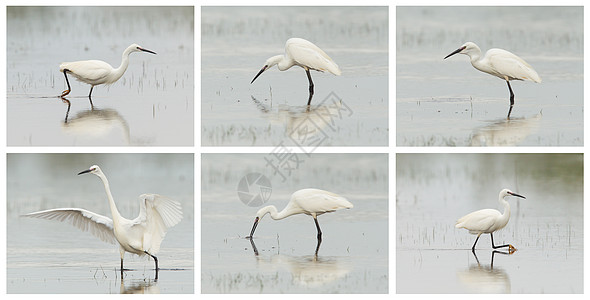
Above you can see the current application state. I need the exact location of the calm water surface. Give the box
[202,7,388,146]
[7,154,195,294]
[397,7,583,146]
[396,154,583,293]
[201,154,389,293]
[7,6,194,146]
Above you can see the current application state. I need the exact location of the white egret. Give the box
[60,43,156,98]
[251,38,342,105]
[444,42,541,107]
[456,188,525,251]
[247,188,352,240]
[23,165,182,275]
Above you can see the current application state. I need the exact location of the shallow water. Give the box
[201,7,388,146]
[396,7,583,146]
[201,154,389,293]
[6,154,195,294]
[396,154,583,293]
[6,6,194,146]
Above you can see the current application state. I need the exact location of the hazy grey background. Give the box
[202,6,388,146]
[7,153,194,294]
[202,153,388,293]
[397,154,583,293]
[7,6,194,146]
[397,6,583,146]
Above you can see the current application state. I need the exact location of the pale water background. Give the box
[6,6,194,146]
[201,154,388,293]
[202,6,388,146]
[397,154,583,293]
[6,154,194,293]
[397,6,583,146]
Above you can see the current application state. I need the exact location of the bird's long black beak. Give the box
[251,65,268,84]
[508,191,526,199]
[77,169,92,175]
[246,217,259,239]
[444,46,466,59]
[139,47,157,55]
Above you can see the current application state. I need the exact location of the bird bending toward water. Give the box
[251,38,341,105]
[60,43,156,98]
[456,188,525,251]
[444,42,541,113]
[247,188,352,241]
[23,165,182,277]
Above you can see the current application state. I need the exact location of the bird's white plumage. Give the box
[455,188,525,250]
[478,48,541,83]
[289,188,353,216]
[59,43,156,97]
[23,208,116,244]
[23,165,181,269]
[249,188,352,240]
[456,208,503,234]
[285,38,342,75]
[136,193,183,254]
[60,60,114,85]
[447,42,541,83]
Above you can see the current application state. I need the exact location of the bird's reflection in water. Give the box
[247,238,351,288]
[61,97,131,145]
[120,277,160,294]
[457,250,513,293]
[251,95,349,142]
[470,111,542,146]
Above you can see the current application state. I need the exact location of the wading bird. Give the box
[444,42,541,116]
[251,38,341,105]
[246,188,352,242]
[60,44,156,98]
[23,165,182,277]
[455,188,525,251]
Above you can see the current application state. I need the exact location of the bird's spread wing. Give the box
[136,194,183,254]
[60,60,113,84]
[486,49,541,83]
[286,38,342,76]
[22,208,116,244]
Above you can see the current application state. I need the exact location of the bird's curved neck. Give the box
[112,50,132,82]
[467,47,483,66]
[499,197,510,223]
[259,204,296,220]
[267,55,292,71]
[97,172,122,222]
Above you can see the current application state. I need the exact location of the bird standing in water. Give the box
[251,38,341,105]
[60,43,156,98]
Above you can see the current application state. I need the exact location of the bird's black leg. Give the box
[120,258,124,276]
[145,251,159,271]
[145,251,159,280]
[313,216,323,241]
[490,233,514,250]
[61,70,71,97]
[471,233,482,251]
[506,105,513,119]
[506,80,515,106]
[315,236,322,256]
[88,86,94,99]
[306,69,314,105]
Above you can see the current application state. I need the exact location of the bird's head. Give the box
[247,206,274,239]
[500,188,526,200]
[444,42,479,59]
[129,43,157,55]
[78,165,102,176]
[250,55,283,84]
